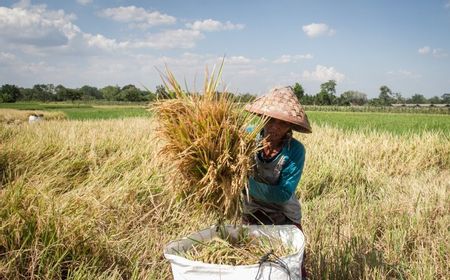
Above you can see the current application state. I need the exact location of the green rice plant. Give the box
[152,64,266,222]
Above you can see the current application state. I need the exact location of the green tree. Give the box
[393,92,405,104]
[100,85,121,101]
[339,90,368,106]
[292,82,304,100]
[119,85,142,102]
[428,96,441,104]
[378,85,394,106]
[19,88,34,101]
[155,85,170,99]
[316,80,337,105]
[300,94,314,105]
[79,85,102,100]
[66,89,82,102]
[441,93,450,104]
[32,84,55,102]
[55,84,68,101]
[0,84,21,103]
[409,94,428,104]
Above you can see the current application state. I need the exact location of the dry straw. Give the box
[181,232,295,265]
[151,63,266,222]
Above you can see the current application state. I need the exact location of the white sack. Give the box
[164,224,305,280]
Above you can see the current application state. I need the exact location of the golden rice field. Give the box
[0,117,449,279]
[0,109,66,124]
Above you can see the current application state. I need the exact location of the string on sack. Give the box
[254,250,292,280]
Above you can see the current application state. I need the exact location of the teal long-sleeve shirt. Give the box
[249,138,306,204]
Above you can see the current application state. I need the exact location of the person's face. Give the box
[264,118,291,142]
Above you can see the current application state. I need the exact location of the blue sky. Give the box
[1,0,449,98]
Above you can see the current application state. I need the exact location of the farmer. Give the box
[243,86,311,276]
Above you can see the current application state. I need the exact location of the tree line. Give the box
[1,81,449,105]
[291,81,450,106]
[0,84,257,104]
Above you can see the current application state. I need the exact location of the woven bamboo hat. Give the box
[245,86,312,133]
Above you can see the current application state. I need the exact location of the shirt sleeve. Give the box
[249,141,305,204]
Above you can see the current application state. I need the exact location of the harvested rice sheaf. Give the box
[152,65,265,221]
[181,234,295,266]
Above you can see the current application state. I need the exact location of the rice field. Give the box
[1,115,448,279]
[307,111,450,134]
[0,103,150,120]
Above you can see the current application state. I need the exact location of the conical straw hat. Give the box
[245,86,312,133]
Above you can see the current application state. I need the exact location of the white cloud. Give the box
[76,0,93,5]
[186,19,244,31]
[445,0,450,8]
[302,23,335,38]
[0,5,79,47]
[387,69,421,79]
[82,34,130,50]
[0,4,205,52]
[418,46,430,54]
[302,65,345,82]
[0,52,16,62]
[132,29,204,49]
[227,56,251,64]
[99,6,176,28]
[273,54,313,64]
[418,46,448,58]
[432,48,448,58]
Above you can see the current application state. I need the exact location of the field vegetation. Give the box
[0,103,150,121]
[0,113,448,279]
[307,111,450,134]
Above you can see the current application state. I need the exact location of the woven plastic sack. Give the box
[164,224,304,280]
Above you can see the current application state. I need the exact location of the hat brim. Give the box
[245,106,312,134]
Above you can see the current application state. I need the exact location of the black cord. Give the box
[254,250,292,280]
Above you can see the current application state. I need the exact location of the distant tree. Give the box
[119,85,142,102]
[66,89,82,102]
[339,90,368,106]
[292,82,304,100]
[100,85,121,101]
[300,94,315,105]
[428,96,441,104]
[378,85,394,106]
[0,84,21,103]
[55,84,68,101]
[19,87,34,101]
[237,93,256,102]
[79,85,102,100]
[392,92,405,104]
[143,90,156,102]
[408,94,427,104]
[155,85,170,99]
[441,93,450,104]
[316,80,337,105]
[32,84,55,102]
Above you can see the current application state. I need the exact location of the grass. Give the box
[303,105,450,115]
[2,102,449,134]
[0,102,151,120]
[307,111,450,134]
[0,117,448,279]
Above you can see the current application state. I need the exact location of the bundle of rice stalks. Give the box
[152,64,265,222]
[181,230,295,265]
